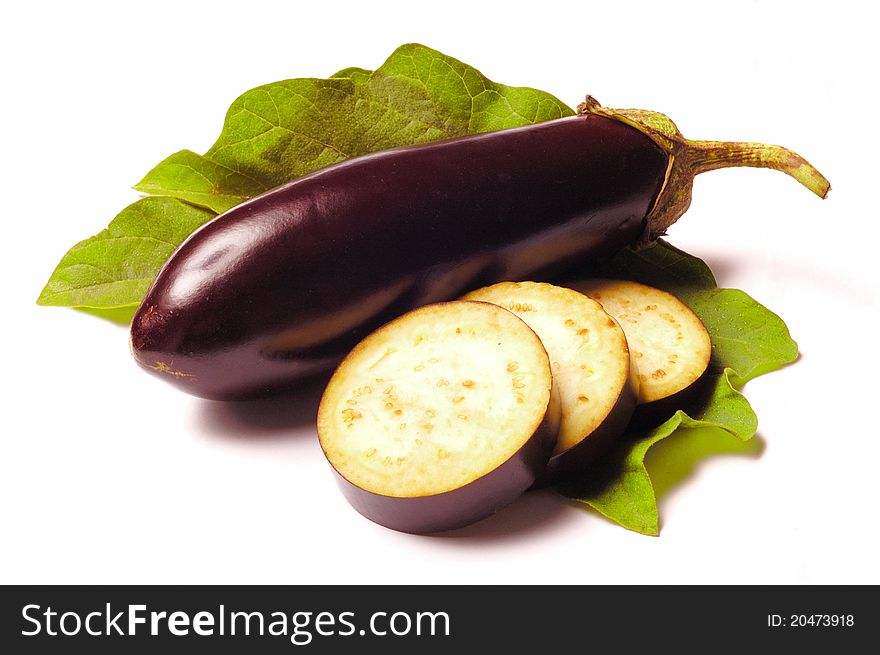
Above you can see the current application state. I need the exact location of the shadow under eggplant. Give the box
[427,488,574,544]
[195,370,332,440]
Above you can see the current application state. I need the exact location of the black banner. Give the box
[0,585,873,653]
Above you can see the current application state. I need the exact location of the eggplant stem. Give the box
[576,97,831,246]
[688,140,830,199]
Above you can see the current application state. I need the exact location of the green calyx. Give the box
[577,96,831,246]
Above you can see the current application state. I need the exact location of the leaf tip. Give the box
[36,283,57,307]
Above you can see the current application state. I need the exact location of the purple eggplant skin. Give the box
[130,115,668,400]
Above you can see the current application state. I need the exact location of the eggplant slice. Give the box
[463,282,637,481]
[317,301,560,534]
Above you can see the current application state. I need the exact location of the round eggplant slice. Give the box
[463,282,637,482]
[317,301,560,534]
[568,280,711,406]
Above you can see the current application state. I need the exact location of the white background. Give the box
[2,0,878,584]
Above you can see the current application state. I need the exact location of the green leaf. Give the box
[39,43,572,310]
[134,150,266,214]
[147,43,572,200]
[558,241,798,535]
[330,67,372,83]
[591,239,716,296]
[37,197,215,318]
[686,288,799,387]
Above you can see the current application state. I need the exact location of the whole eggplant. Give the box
[130,98,828,400]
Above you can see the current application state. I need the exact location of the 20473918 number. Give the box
[767,614,855,628]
